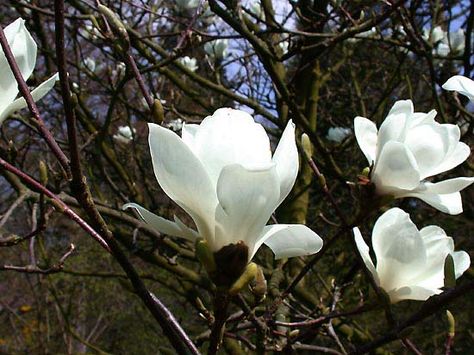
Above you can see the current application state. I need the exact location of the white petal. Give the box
[353,227,378,283]
[415,177,474,194]
[214,164,279,253]
[403,191,464,215]
[442,75,474,101]
[190,108,272,185]
[252,224,323,260]
[354,116,378,165]
[390,285,441,303]
[0,73,58,123]
[181,122,200,150]
[452,251,470,278]
[371,208,426,291]
[272,120,298,206]
[0,18,37,117]
[372,141,420,193]
[376,100,413,155]
[432,142,471,177]
[148,123,217,241]
[123,203,198,241]
[404,123,454,179]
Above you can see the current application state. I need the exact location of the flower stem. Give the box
[208,291,230,354]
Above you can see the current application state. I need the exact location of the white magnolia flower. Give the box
[326,127,351,143]
[0,18,58,124]
[83,57,96,72]
[423,26,444,44]
[177,56,198,72]
[204,39,229,60]
[279,40,289,55]
[124,108,323,261]
[444,29,465,54]
[112,61,126,81]
[113,125,136,144]
[442,75,474,101]
[354,208,470,303]
[354,100,474,215]
[249,1,264,20]
[176,0,200,10]
[165,118,184,131]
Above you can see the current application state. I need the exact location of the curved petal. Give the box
[403,191,464,215]
[272,120,298,206]
[372,208,426,291]
[353,227,378,284]
[123,203,198,241]
[214,163,279,253]
[181,122,200,151]
[442,75,474,101]
[414,177,474,194]
[372,141,420,193]
[376,100,413,154]
[252,224,323,260]
[191,108,272,185]
[452,251,471,278]
[431,142,471,177]
[390,285,441,303]
[148,123,217,241]
[1,19,37,103]
[404,123,454,179]
[0,73,59,123]
[354,116,378,165]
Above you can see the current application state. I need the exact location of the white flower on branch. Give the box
[177,56,198,72]
[125,108,323,262]
[0,18,58,124]
[442,75,474,101]
[354,208,470,303]
[113,125,136,144]
[176,0,200,10]
[326,127,351,143]
[204,39,229,60]
[354,100,474,215]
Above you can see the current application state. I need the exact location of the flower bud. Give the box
[98,4,130,50]
[446,310,455,337]
[301,133,313,160]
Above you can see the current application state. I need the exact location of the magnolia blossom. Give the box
[165,118,184,131]
[354,208,470,303]
[176,0,200,10]
[124,108,323,261]
[423,26,444,44]
[204,39,229,60]
[113,125,136,144]
[177,56,198,72]
[442,75,474,101]
[424,27,465,58]
[83,57,96,72]
[279,40,289,55]
[0,18,58,124]
[354,99,474,214]
[326,127,351,143]
[248,1,264,20]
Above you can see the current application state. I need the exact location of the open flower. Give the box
[442,75,474,101]
[326,127,351,143]
[113,125,136,144]
[177,56,198,72]
[354,100,474,214]
[0,18,58,124]
[204,39,229,60]
[124,108,323,263]
[354,208,470,303]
